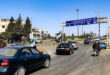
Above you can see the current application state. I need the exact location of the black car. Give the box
[0,46,51,75]
[56,43,74,55]
[84,39,90,44]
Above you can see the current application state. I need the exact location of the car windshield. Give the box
[58,44,70,48]
[88,38,92,40]
[0,48,17,57]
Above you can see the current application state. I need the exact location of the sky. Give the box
[0,0,109,36]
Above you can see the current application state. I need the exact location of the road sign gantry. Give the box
[60,17,110,46]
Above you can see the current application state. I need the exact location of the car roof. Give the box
[4,46,31,49]
[69,40,76,42]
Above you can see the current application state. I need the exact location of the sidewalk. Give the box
[99,48,110,57]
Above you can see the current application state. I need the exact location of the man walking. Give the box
[92,41,100,56]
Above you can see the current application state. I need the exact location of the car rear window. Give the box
[58,44,70,48]
[0,48,17,57]
[69,41,76,43]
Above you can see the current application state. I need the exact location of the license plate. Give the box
[60,48,64,49]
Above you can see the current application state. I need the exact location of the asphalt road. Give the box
[27,44,110,75]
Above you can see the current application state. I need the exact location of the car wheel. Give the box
[69,50,72,55]
[14,66,26,75]
[72,50,74,54]
[44,58,50,68]
[56,51,59,55]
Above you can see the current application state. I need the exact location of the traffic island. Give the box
[37,48,48,54]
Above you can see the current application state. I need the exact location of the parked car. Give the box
[98,42,107,49]
[56,43,74,55]
[88,38,94,43]
[0,46,51,75]
[94,38,100,42]
[34,38,42,44]
[84,39,90,44]
[68,41,78,50]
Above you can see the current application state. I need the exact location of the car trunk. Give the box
[0,56,14,65]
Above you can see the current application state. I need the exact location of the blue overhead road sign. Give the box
[66,17,98,26]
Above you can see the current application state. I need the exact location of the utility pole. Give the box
[97,17,109,46]
[82,23,83,35]
[96,11,100,38]
[76,9,79,37]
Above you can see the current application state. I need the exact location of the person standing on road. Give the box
[92,41,100,56]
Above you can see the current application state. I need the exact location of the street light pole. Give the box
[76,9,79,37]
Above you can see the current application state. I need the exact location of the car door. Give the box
[30,48,44,67]
[21,48,36,69]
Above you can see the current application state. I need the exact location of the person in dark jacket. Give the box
[92,41,100,56]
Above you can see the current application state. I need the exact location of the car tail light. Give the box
[65,48,70,50]
[0,60,9,67]
[75,44,78,46]
[56,47,60,50]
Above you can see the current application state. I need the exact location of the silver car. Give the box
[69,41,78,50]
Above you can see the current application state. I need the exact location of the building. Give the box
[30,27,41,39]
[30,27,49,39]
[40,30,49,37]
[0,19,10,33]
[0,18,24,34]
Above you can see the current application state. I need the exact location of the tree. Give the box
[41,31,44,40]
[23,17,32,39]
[63,33,68,41]
[47,34,51,39]
[0,32,11,40]
[71,34,74,39]
[55,37,60,43]
[11,33,22,42]
[15,14,23,33]
[6,17,15,33]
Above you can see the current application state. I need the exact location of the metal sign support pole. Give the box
[106,18,109,46]
[61,27,64,43]
[60,22,65,43]
[60,26,62,43]
[82,25,83,35]
[99,21,100,38]
[108,18,110,46]
[76,9,79,37]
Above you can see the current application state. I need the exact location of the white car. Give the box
[69,41,78,50]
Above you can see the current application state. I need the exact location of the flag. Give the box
[30,39,35,47]
[56,31,61,40]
